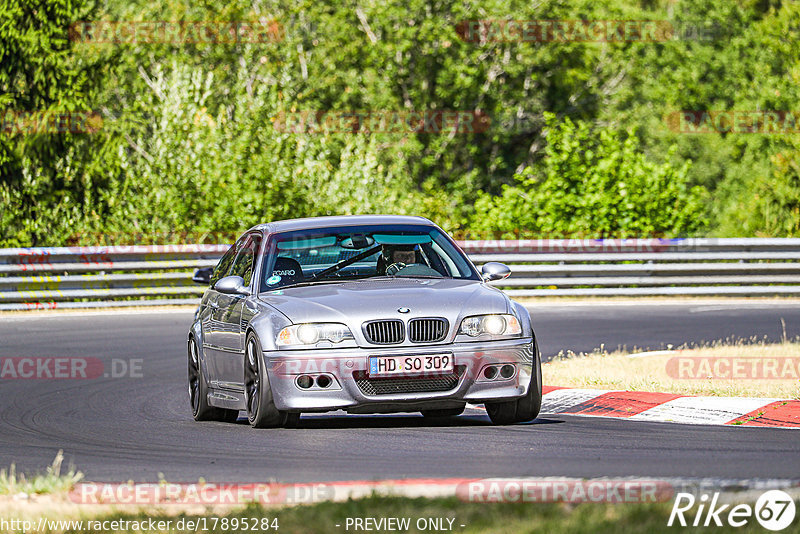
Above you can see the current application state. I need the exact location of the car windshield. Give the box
[259,224,479,291]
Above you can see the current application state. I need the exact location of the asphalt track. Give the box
[1,301,799,483]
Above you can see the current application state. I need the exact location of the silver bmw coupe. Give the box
[187,215,541,427]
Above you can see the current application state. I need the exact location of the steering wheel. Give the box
[385,262,407,276]
[386,263,444,277]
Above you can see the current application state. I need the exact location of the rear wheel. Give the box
[244,333,296,428]
[188,337,239,423]
[486,340,543,425]
[421,405,466,419]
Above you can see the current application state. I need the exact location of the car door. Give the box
[201,240,240,387]
[212,232,262,389]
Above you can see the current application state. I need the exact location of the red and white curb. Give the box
[535,386,800,428]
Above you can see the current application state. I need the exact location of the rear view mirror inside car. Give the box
[339,234,375,249]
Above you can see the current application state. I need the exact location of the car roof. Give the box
[247,215,437,235]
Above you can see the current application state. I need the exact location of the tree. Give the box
[0,0,103,246]
[472,114,707,238]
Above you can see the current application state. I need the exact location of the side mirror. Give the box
[192,267,213,285]
[214,275,250,296]
[481,262,512,282]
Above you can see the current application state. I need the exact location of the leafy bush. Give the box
[472,114,708,238]
[87,60,458,243]
[714,147,800,237]
[0,0,104,246]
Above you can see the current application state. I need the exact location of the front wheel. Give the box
[485,340,542,425]
[244,333,296,428]
[485,399,517,425]
[515,340,543,422]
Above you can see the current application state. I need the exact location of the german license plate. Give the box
[368,354,454,377]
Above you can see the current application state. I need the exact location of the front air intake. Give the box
[363,320,405,345]
[353,366,466,395]
[408,318,448,343]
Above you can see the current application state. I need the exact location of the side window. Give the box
[210,244,238,287]
[230,234,262,287]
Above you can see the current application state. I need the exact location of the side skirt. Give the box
[207,388,247,410]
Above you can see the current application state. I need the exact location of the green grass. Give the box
[0,451,83,496]
[544,340,800,399]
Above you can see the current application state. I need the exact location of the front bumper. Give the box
[265,338,534,413]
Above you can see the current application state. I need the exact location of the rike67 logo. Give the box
[668,490,796,531]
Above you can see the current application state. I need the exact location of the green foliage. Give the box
[715,147,800,237]
[80,58,458,242]
[2,0,800,245]
[607,0,800,237]
[0,0,108,246]
[473,115,706,238]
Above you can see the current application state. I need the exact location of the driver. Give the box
[381,245,418,275]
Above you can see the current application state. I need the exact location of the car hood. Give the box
[257,277,509,327]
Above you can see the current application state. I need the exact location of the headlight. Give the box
[276,323,354,347]
[459,314,522,338]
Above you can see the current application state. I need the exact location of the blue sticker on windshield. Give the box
[267,275,282,285]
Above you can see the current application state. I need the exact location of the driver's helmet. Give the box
[381,244,418,265]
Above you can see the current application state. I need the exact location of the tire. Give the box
[284,412,301,428]
[485,399,518,425]
[486,339,543,425]
[515,340,543,423]
[244,333,295,428]
[421,405,466,418]
[188,337,240,423]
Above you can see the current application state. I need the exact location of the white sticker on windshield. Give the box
[267,275,282,285]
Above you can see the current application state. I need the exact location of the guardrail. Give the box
[1,238,800,310]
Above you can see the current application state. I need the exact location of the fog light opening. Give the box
[316,374,332,389]
[297,375,313,389]
[500,365,515,379]
[483,366,498,380]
